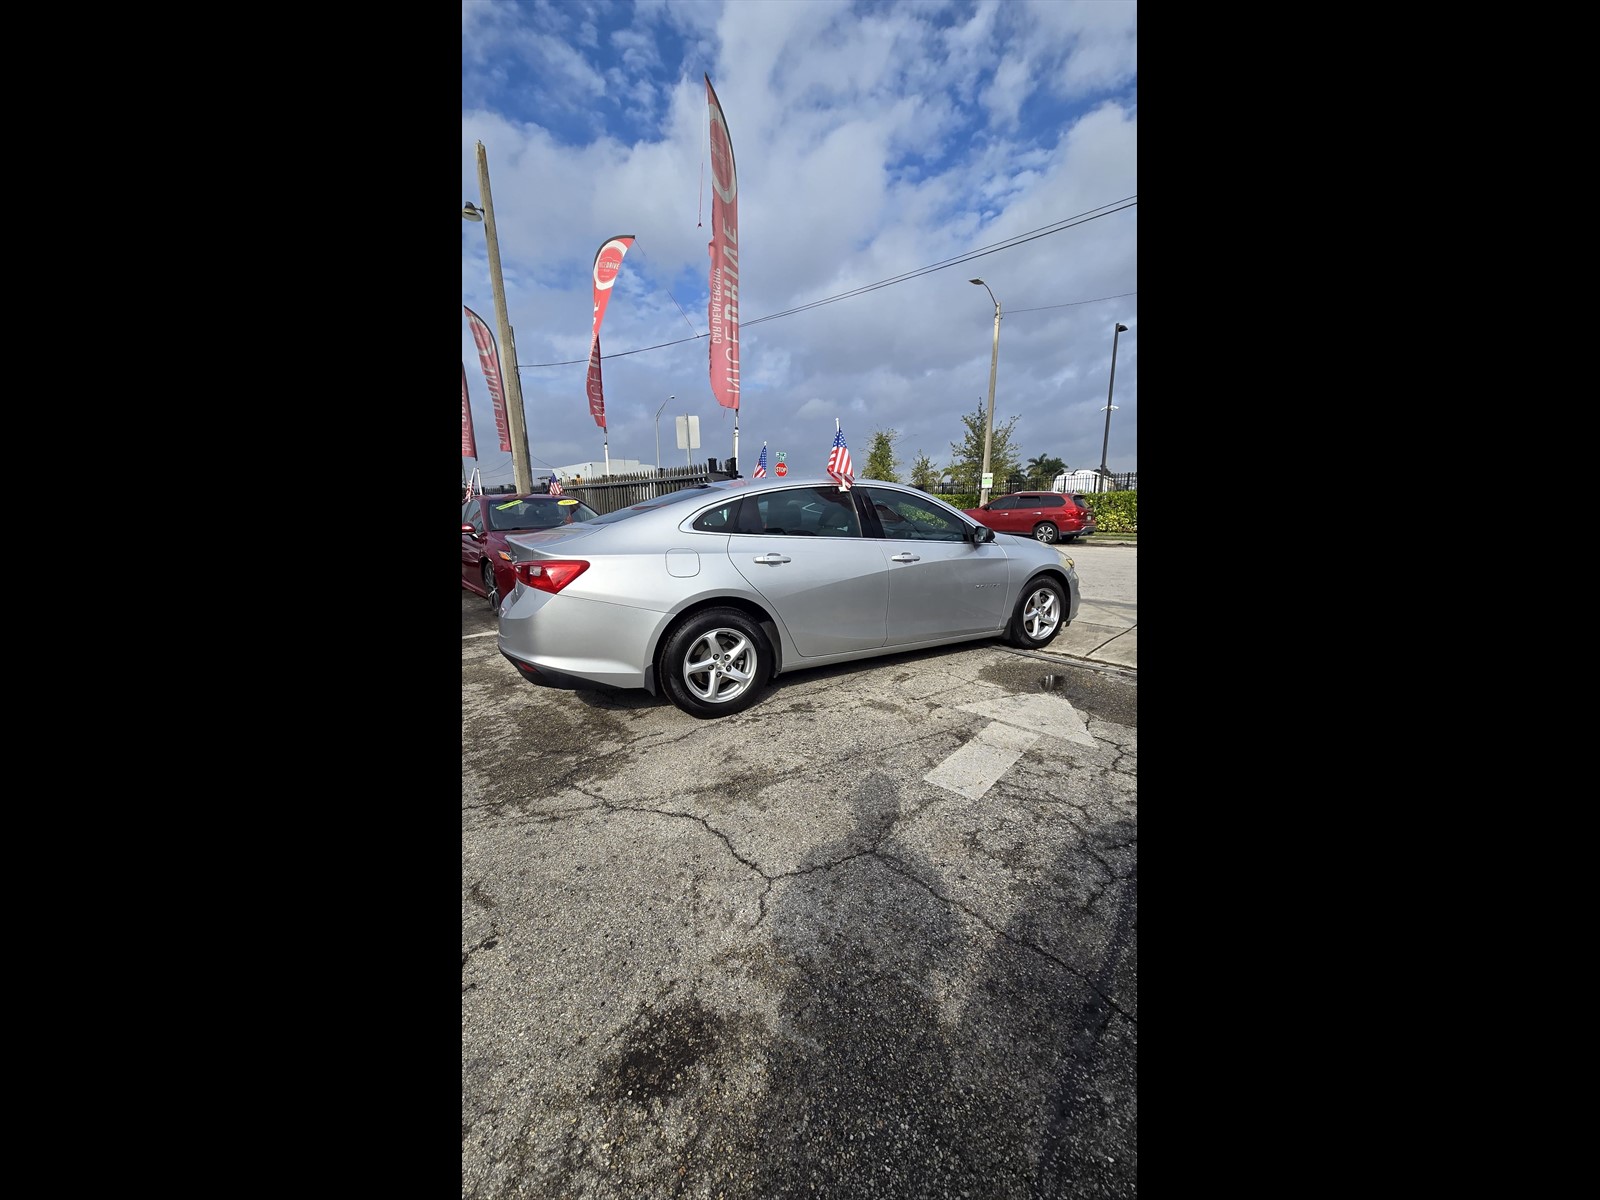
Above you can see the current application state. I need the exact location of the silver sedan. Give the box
[497,476,1080,718]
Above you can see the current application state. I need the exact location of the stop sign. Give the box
[775,463,788,477]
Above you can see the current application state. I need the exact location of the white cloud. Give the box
[462,0,1136,487]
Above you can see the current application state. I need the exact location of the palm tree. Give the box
[1024,454,1066,489]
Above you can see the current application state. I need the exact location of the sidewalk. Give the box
[1045,541,1136,670]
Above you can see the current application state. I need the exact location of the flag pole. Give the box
[733,411,739,476]
[603,433,611,479]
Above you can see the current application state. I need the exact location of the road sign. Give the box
[775,463,788,477]
[675,415,701,450]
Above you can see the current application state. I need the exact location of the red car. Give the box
[963,491,1096,544]
[462,492,601,609]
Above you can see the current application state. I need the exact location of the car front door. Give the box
[728,486,888,658]
[859,487,1011,644]
[985,495,1023,533]
[462,500,487,587]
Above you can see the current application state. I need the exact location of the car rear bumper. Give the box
[497,587,663,694]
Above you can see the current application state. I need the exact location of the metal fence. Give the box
[471,466,1136,516]
[473,464,735,516]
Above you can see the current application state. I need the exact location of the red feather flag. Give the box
[587,236,635,429]
[705,75,741,411]
[464,306,511,452]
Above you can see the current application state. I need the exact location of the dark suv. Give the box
[963,491,1097,544]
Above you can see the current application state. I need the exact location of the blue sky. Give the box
[462,0,1136,487]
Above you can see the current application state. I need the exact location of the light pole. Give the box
[969,278,1002,504]
[655,395,672,474]
[1097,323,1129,494]
[463,141,535,496]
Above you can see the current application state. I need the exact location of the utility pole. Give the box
[970,279,1002,504]
[1098,323,1129,494]
[464,141,535,495]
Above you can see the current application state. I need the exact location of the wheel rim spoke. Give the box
[684,629,754,703]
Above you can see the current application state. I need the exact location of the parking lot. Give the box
[462,544,1137,1198]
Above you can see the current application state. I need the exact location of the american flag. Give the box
[547,477,563,495]
[752,444,768,478]
[827,426,854,489]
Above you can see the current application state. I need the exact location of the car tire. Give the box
[1033,522,1059,543]
[659,607,772,718]
[482,562,499,611]
[1004,576,1066,650]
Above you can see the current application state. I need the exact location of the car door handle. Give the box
[890,553,921,562]
[752,553,792,564]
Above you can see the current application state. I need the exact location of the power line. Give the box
[514,196,1136,369]
[1008,290,1137,315]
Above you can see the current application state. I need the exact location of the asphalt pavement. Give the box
[462,539,1137,1198]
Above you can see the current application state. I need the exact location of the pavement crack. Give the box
[874,854,1135,1024]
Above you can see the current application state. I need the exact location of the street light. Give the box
[969,279,1002,504]
[655,395,672,475]
[1097,323,1129,494]
[463,141,535,495]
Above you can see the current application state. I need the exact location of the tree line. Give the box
[862,401,1068,491]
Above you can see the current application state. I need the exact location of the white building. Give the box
[550,458,648,482]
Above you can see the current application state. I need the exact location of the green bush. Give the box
[1084,491,1137,533]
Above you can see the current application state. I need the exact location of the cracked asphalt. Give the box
[463,548,1136,1198]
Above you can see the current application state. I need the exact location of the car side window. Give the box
[774,489,864,540]
[751,487,861,537]
[468,504,486,535]
[989,496,1016,510]
[692,502,738,532]
[1041,496,1064,509]
[809,489,861,537]
[863,488,967,541]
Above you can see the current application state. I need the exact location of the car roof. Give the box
[708,476,909,490]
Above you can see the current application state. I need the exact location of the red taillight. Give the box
[511,559,590,594]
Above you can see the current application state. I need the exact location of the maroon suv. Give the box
[963,491,1097,544]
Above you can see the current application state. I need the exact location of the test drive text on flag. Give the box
[705,75,740,411]
[752,443,768,477]
[828,426,854,489]
[586,336,605,430]
[461,362,477,459]
[464,306,511,452]
[588,235,635,429]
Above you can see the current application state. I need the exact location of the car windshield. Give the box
[487,498,600,532]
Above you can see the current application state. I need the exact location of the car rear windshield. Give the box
[588,484,720,525]
[488,499,600,531]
